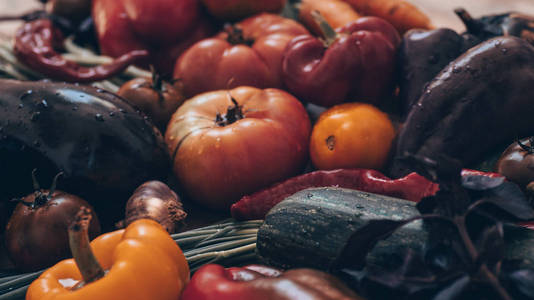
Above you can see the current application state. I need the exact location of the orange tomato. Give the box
[310,103,395,170]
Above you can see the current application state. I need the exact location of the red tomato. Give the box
[122,0,200,45]
[165,87,311,210]
[173,14,308,98]
[92,0,215,75]
[201,0,287,21]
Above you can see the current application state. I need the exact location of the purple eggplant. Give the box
[391,36,534,178]
[0,79,169,227]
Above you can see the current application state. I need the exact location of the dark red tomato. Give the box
[5,173,100,271]
[496,137,534,188]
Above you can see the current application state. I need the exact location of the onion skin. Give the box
[125,181,186,234]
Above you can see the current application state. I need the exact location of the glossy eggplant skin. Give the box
[397,29,480,117]
[390,36,534,178]
[0,79,169,226]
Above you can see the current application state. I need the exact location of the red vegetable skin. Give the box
[14,19,148,82]
[92,0,214,75]
[174,13,309,97]
[282,16,400,107]
[121,0,200,46]
[231,169,439,220]
[181,264,360,300]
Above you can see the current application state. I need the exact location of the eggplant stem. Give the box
[69,207,105,289]
[454,8,482,34]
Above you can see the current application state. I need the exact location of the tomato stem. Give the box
[224,24,254,46]
[69,207,105,289]
[517,137,534,154]
[26,170,64,208]
[215,92,244,127]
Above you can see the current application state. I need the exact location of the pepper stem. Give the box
[150,65,163,92]
[69,207,105,288]
[311,10,337,47]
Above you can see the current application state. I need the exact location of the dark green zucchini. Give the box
[256,187,534,271]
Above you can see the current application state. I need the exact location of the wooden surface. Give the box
[1,0,534,37]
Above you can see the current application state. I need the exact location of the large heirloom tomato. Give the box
[165,87,311,210]
[174,14,309,98]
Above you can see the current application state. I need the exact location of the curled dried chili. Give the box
[14,19,148,82]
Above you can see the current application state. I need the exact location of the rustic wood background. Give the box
[1,0,534,38]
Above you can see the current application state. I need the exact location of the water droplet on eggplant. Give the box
[38,99,48,108]
[30,112,41,122]
[109,111,115,117]
[19,90,33,100]
[94,114,104,122]
[18,103,24,109]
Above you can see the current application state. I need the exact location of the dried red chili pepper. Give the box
[14,19,148,82]
[231,169,439,221]
[231,168,504,220]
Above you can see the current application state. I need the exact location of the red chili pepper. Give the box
[13,19,148,82]
[282,15,400,107]
[181,264,361,300]
[231,169,439,221]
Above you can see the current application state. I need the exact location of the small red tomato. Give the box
[496,137,534,188]
[5,171,100,271]
[118,73,186,132]
[165,87,311,210]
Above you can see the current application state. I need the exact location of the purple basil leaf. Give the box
[475,223,504,266]
[504,269,534,299]
[462,175,505,191]
[417,195,438,215]
[481,194,534,221]
[432,275,470,300]
[331,218,420,270]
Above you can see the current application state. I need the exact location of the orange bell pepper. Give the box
[26,208,189,300]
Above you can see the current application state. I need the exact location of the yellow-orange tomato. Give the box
[310,103,395,170]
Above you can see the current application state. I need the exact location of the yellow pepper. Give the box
[26,208,189,300]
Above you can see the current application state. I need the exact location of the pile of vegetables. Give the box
[0,0,534,299]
